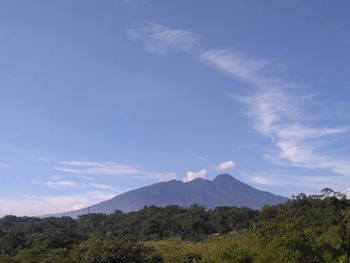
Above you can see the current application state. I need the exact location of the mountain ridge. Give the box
[47,174,288,218]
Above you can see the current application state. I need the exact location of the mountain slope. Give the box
[51,174,288,218]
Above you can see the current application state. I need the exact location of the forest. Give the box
[1,188,350,262]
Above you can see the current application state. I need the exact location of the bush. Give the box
[71,235,163,263]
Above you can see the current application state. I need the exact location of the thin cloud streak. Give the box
[201,49,276,87]
[202,49,350,177]
[44,180,77,190]
[54,161,142,176]
[88,183,117,191]
[0,162,10,168]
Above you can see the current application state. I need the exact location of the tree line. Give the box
[1,188,350,262]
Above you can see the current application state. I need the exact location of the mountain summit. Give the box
[51,174,288,218]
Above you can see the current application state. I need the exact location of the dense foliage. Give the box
[1,189,350,262]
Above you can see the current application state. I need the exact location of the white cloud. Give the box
[44,180,77,189]
[216,160,236,172]
[182,169,207,182]
[0,191,116,217]
[127,22,199,54]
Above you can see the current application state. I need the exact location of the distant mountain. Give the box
[50,174,288,218]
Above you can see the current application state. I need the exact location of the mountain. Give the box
[50,174,288,218]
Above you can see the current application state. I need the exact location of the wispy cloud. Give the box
[182,169,207,182]
[201,49,350,177]
[54,160,178,184]
[127,22,199,55]
[216,160,236,172]
[130,22,350,187]
[0,191,117,217]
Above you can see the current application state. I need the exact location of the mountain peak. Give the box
[214,173,234,180]
[215,173,233,179]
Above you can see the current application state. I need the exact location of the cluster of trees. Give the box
[1,189,350,262]
[0,205,257,262]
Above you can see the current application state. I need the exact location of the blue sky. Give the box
[1,0,350,216]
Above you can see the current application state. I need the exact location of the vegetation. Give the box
[1,189,350,262]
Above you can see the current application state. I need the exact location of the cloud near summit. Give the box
[182,169,207,182]
[216,160,236,172]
